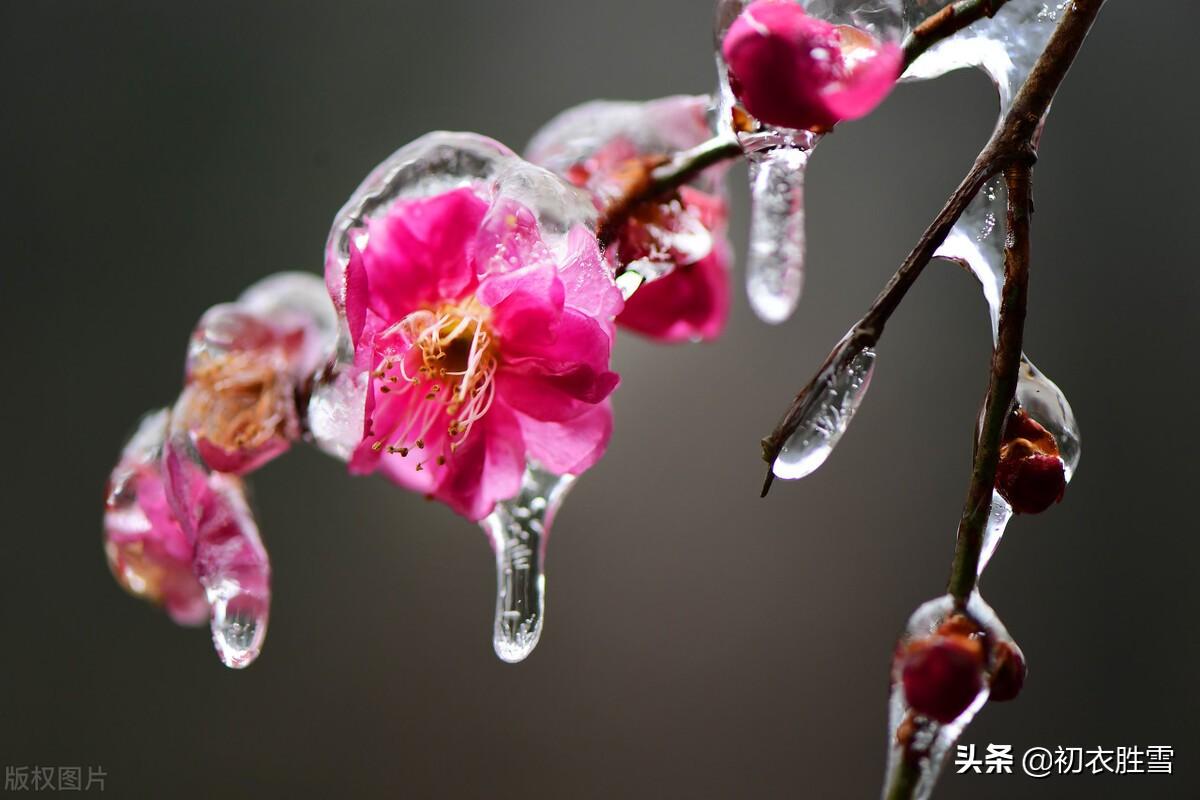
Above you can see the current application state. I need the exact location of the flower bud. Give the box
[899,634,986,723]
[721,0,901,132]
[996,410,1067,514]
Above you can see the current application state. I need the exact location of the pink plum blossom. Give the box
[338,186,623,521]
[722,0,902,132]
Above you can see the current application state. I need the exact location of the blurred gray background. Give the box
[2,1,1197,797]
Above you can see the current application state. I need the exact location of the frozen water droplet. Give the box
[746,142,811,323]
[195,475,271,669]
[1017,358,1081,480]
[773,343,875,480]
[977,490,1014,577]
[208,576,269,669]
[479,462,574,663]
[886,592,1016,799]
[162,431,271,669]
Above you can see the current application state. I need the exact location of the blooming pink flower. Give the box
[564,138,731,343]
[722,0,902,132]
[341,186,623,520]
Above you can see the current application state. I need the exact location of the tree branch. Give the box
[760,0,1105,491]
[902,0,1011,71]
[945,165,1030,602]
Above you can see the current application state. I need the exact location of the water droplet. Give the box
[1017,358,1081,480]
[479,462,574,663]
[208,578,270,669]
[773,344,875,480]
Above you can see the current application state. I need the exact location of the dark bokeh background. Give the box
[2,1,1197,797]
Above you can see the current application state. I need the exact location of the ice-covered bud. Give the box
[988,639,1027,702]
[996,409,1067,515]
[721,0,901,132]
[898,630,986,724]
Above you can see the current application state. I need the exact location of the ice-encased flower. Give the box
[174,273,336,475]
[104,409,209,626]
[327,138,623,521]
[721,0,902,132]
[527,96,732,343]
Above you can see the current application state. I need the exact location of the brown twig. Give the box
[902,0,1011,71]
[760,0,1105,496]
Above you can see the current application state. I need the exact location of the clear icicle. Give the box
[479,462,575,663]
[745,140,811,324]
[885,592,1016,800]
[977,490,1014,577]
[773,342,876,480]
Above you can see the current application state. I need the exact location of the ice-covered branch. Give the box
[596,0,1027,259]
[760,0,1105,496]
[901,0,1012,70]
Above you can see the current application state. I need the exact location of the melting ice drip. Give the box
[479,462,575,663]
[163,429,272,669]
[902,1,1083,577]
[884,592,1015,800]
[773,342,876,480]
[713,0,905,324]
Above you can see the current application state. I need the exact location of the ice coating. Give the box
[527,96,718,183]
[526,95,734,342]
[103,409,209,626]
[176,272,335,476]
[715,0,904,324]
[885,592,1016,799]
[479,461,575,663]
[526,95,727,288]
[313,132,612,660]
[162,427,271,669]
[1016,359,1080,480]
[913,0,1083,569]
[773,343,875,480]
[310,131,601,461]
[903,0,1071,123]
[976,489,1013,577]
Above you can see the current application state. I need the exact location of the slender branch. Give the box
[597,137,741,248]
[760,0,1105,491]
[946,166,1030,601]
[902,0,1011,71]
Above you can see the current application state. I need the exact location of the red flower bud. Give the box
[899,635,986,723]
[988,640,1027,702]
[995,410,1067,514]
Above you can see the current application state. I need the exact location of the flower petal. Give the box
[517,400,613,476]
[359,188,487,319]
